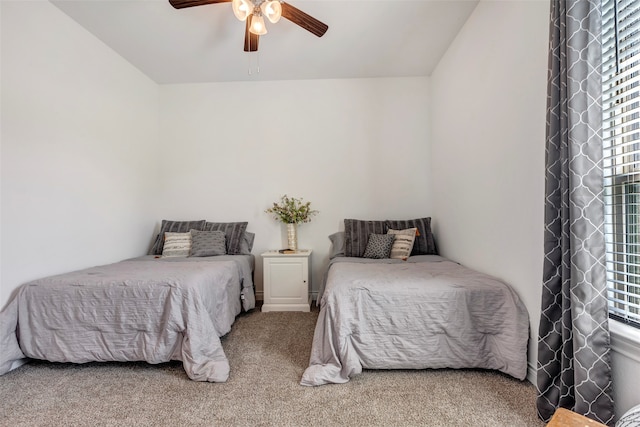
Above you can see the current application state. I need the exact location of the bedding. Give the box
[387,227,417,260]
[190,229,226,257]
[328,231,346,259]
[240,231,255,255]
[362,234,395,259]
[386,217,437,255]
[162,232,192,257]
[203,221,248,255]
[149,219,206,255]
[0,254,255,382]
[343,217,437,258]
[343,219,387,257]
[300,255,529,386]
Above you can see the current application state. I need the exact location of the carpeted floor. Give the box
[0,307,545,427]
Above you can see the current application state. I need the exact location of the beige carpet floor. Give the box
[0,307,545,427]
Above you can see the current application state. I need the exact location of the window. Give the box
[602,0,640,328]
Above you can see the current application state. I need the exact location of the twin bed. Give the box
[300,218,530,386]
[0,216,529,386]
[0,220,255,382]
[300,255,529,385]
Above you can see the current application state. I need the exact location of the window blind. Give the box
[602,0,640,327]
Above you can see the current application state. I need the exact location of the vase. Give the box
[286,223,298,252]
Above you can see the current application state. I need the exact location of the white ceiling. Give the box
[51,0,479,84]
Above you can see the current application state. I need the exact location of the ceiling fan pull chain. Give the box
[246,52,259,76]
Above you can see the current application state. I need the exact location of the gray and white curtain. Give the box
[537,0,614,425]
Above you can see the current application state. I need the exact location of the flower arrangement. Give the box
[265,195,318,224]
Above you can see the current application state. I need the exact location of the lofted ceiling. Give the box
[51,0,479,84]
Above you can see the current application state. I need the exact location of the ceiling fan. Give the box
[169,0,329,52]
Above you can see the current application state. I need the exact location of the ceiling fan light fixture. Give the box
[249,14,267,35]
[261,1,282,24]
[168,0,329,54]
[232,0,252,21]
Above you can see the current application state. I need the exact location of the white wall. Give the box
[0,1,159,308]
[6,0,637,419]
[430,0,640,419]
[158,77,432,297]
[0,2,433,304]
[430,0,548,384]
[431,0,548,381]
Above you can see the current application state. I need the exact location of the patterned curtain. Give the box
[537,0,614,425]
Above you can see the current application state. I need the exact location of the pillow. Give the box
[617,404,640,427]
[344,219,388,257]
[149,219,206,255]
[239,232,255,255]
[161,232,192,258]
[386,217,437,255]
[362,233,395,259]
[387,228,417,260]
[203,222,248,255]
[190,229,226,257]
[328,231,345,259]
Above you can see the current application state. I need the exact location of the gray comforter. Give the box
[300,256,529,386]
[0,255,255,382]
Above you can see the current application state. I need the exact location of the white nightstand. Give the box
[261,250,312,312]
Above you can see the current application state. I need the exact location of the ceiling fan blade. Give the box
[169,0,231,9]
[281,2,328,37]
[244,19,259,52]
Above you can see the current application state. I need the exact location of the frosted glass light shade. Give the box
[232,0,252,21]
[261,1,282,23]
[249,14,267,35]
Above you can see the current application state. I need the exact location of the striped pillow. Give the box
[149,219,206,255]
[203,221,248,255]
[162,232,192,257]
[386,217,437,255]
[344,219,388,257]
[387,228,417,260]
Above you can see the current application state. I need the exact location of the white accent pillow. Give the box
[162,232,192,257]
[387,228,417,260]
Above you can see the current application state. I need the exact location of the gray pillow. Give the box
[190,229,226,257]
[617,404,640,427]
[344,219,388,257]
[362,234,395,259]
[204,221,248,255]
[239,232,255,255]
[328,232,345,259]
[386,217,437,255]
[149,219,206,255]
